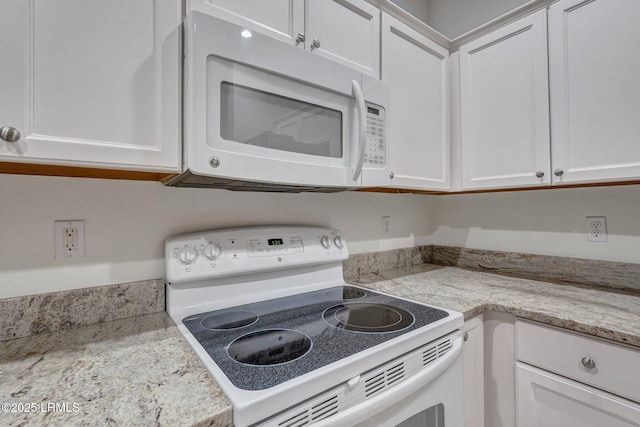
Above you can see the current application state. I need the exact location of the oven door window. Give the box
[220,82,343,159]
[396,403,445,427]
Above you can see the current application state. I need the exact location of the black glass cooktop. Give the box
[182,285,448,390]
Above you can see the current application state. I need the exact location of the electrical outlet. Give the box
[381,216,391,237]
[55,220,86,259]
[585,216,607,242]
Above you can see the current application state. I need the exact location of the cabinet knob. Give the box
[581,356,596,369]
[389,171,395,179]
[209,156,220,168]
[311,39,321,50]
[554,168,564,177]
[535,170,545,178]
[295,32,305,46]
[0,126,21,143]
[463,331,469,342]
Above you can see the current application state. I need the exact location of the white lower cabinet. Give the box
[516,320,640,426]
[483,311,516,427]
[517,363,640,427]
[462,315,484,427]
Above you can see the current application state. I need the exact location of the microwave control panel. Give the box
[364,104,386,167]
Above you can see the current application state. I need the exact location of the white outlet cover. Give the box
[54,220,86,260]
[585,216,607,242]
[381,216,391,236]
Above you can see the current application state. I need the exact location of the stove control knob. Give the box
[320,235,331,249]
[203,243,221,261]
[177,246,198,265]
[334,236,344,249]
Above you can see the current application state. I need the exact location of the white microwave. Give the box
[164,11,389,191]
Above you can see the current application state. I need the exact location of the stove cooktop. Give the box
[182,285,449,390]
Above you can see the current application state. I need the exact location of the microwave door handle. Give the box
[351,80,367,182]
[311,334,463,427]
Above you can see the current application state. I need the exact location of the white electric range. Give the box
[165,226,464,427]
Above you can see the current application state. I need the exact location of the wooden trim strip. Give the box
[0,162,174,182]
[360,180,640,196]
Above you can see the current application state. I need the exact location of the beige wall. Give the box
[1,174,638,299]
[428,185,640,263]
[0,174,432,298]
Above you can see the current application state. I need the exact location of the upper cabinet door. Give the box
[307,0,380,78]
[382,13,450,190]
[0,0,181,172]
[191,0,305,45]
[459,10,550,190]
[549,0,640,185]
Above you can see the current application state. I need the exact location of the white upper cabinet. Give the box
[306,0,380,78]
[188,0,305,45]
[0,0,182,173]
[197,0,380,78]
[458,10,550,190]
[382,14,450,190]
[548,0,640,185]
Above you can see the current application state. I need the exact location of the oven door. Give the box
[184,11,388,188]
[314,333,464,427]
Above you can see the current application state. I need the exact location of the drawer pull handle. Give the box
[581,356,596,369]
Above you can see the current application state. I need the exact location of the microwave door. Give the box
[183,12,366,189]
[203,60,356,188]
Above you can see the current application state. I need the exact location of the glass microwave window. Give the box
[220,82,343,158]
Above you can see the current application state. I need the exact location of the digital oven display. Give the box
[268,238,284,246]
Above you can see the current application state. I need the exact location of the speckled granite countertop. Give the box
[350,265,640,347]
[1,264,639,426]
[0,312,232,427]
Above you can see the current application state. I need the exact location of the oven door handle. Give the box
[351,79,367,182]
[312,334,463,427]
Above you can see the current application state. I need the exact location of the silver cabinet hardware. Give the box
[389,171,395,179]
[581,356,596,369]
[209,156,220,168]
[311,39,321,50]
[554,168,564,177]
[0,126,21,143]
[295,32,305,46]
[463,332,469,342]
[535,170,545,178]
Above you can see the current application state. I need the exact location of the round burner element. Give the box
[200,311,258,330]
[341,286,367,300]
[323,303,414,333]
[228,329,312,366]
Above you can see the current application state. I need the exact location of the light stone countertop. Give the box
[0,312,232,427]
[350,265,640,347]
[1,264,639,426]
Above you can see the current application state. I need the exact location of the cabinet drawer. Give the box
[516,320,640,402]
[517,363,640,427]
